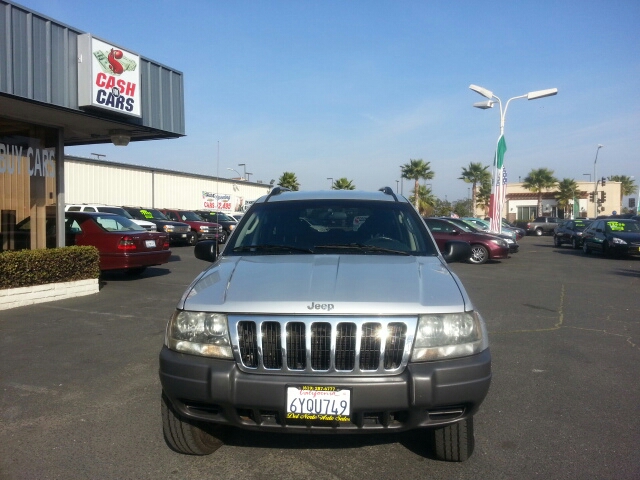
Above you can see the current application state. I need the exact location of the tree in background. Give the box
[410,184,437,216]
[475,180,492,217]
[522,168,558,216]
[554,178,579,218]
[401,159,434,210]
[277,172,300,191]
[332,178,355,190]
[607,175,637,210]
[459,162,491,217]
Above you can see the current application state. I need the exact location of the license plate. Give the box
[181,233,187,237]
[286,386,351,422]
[145,240,156,248]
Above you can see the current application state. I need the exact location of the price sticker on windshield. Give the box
[286,386,351,422]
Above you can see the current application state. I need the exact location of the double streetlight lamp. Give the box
[593,144,603,218]
[238,163,247,180]
[469,84,558,232]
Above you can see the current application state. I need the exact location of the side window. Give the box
[85,207,97,212]
[67,206,81,211]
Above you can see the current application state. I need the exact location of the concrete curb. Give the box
[0,278,99,310]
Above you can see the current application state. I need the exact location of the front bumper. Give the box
[168,231,195,244]
[159,346,491,433]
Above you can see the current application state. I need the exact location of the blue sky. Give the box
[18,0,640,201]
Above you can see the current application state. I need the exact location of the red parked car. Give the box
[423,217,510,264]
[64,212,171,275]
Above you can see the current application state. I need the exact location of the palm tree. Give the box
[607,175,637,208]
[401,159,435,210]
[277,172,300,191]
[410,184,437,216]
[522,168,558,216]
[459,162,491,217]
[554,178,579,218]
[475,180,492,217]
[332,178,355,190]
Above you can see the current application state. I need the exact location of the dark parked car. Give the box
[122,207,195,245]
[64,212,171,274]
[582,219,640,257]
[424,217,510,264]
[194,210,237,241]
[553,219,593,249]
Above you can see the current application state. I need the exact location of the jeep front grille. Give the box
[229,316,416,375]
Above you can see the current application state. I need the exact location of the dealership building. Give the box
[0,0,189,252]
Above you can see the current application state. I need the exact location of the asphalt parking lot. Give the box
[1,236,639,480]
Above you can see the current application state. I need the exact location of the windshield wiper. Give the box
[232,244,314,254]
[314,243,410,255]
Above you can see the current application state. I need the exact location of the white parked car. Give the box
[64,204,157,231]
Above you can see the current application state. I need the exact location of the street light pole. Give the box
[226,167,242,179]
[470,84,558,233]
[238,163,247,180]
[327,177,334,189]
[593,144,603,218]
[246,172,252,182]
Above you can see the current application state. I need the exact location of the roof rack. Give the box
[265,186,291,202]
[378,186,398,202]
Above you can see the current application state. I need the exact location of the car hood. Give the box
[179,255,471,315]
[608,231,640,241]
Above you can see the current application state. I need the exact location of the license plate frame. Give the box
[286,385,351,423]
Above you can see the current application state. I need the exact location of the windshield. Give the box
[605,220,640,233]
[180,211,205,221]
[99,207,134,219]
[227,200,437,256]
[137,208,169,220]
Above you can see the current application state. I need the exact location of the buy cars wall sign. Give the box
[77,34,141,117]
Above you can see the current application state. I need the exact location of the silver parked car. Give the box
[159,188,491,462]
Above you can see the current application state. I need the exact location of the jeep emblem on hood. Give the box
[307,302,334,311]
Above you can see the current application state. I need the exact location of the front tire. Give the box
[161,393,225,455]
[468,244,489,264]
[572,237,579,249]
[554,236,562,247]
[431,417,474,462]
[583,242,591,254]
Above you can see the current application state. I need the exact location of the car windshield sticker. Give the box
[606,221,624,231]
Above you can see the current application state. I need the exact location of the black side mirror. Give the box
[194,240,218,262]
[441,240,472,263]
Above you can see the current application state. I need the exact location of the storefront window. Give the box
[1,122,58,251]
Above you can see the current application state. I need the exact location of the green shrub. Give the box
[0,246,100,289]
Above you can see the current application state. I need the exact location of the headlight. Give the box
[163,225,175,233]
[199,226,209,232]
[411,311,488,361]
[490,238,507,247]
[165,310,233,358]
[611,237,626,245]
[229,224,236,231]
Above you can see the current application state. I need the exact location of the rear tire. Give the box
[535,228,543,236]
[431,417,474,462]
[161,393,225,455]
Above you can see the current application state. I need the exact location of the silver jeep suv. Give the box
[159,187,491,461]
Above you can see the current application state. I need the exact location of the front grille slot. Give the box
[231,316,416,376]
[311,323,331,370]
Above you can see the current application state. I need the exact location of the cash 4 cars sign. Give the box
[77,34,141,117]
